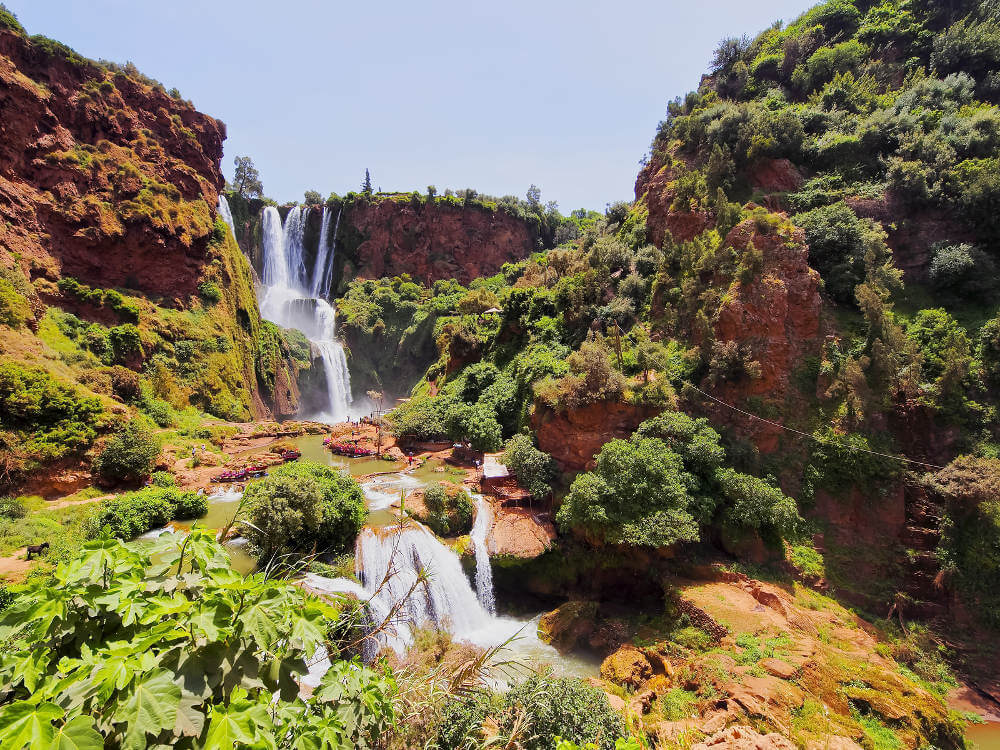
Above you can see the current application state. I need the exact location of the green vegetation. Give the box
[930,455,1000,626]
[0,533,396,748]
[240,460,366,558]
[414,482,473,537]
[557,410,798,547]
[85,485,207,539]
[501,434,557,500]
[0,360,106,488]
[437,674,626,750]
[92,420,161,484]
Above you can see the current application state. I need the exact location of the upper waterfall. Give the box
[217,195,236,239]
[258,204,352,422]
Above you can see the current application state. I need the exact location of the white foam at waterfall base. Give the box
[257,205,352,422]
[470,493,496,614]
[361,473,422,511]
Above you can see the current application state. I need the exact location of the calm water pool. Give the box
[968,722,1000,750]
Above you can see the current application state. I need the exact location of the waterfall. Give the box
[217,195,236,239]
[261,207,287,288]
[257,205,352,422]
[356,522,495,652]
[470,494,496,614]
[319,208,342,300]
[309,207,335,298]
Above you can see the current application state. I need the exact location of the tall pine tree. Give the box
[362,169,373,195]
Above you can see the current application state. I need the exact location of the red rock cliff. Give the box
[0,29,225,302]
[339,198,535,286]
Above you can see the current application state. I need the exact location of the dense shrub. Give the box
[928,242,996,298]
[0,497,27,520]
[535,339,626,411]
[415,482,473,536]
[108,323,143,361]
[92,420,161,483]
[931,456,1000,627]
[501,434,557,500]
[87,486,204,539]
[0,278,30,328]
[437,674,626,750]
[0,360,104,465]
[557,437,703,546]
[241,460,366,558]
[443,402,503,452]
[793,202,870,304]
[197,280,222,305]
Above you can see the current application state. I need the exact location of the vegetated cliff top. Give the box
[0,8,226,301]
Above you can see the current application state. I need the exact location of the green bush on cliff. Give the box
[0,360,104,470]
[557,437,703,546]
[0,278,30,328]
[559,411,800,547]
[501,434,557,500]
[92,420,161,484]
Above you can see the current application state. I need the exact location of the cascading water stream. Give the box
[217,195,236,239]
[470,493,496,614]
[257,205,352,421]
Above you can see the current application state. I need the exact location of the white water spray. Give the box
[258,205,352,421]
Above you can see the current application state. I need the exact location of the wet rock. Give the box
[600,645,653,688]
[537,600,598,653]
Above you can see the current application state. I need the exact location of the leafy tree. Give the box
[526,184,542,206]
[93,420,161,483]
[232,155,263,199]
[443,402,503,453]
[557,437,701,546]
[241,460,366,558]
[0,533,396,748]
[501,434,556,500]
[928,242,996,299]
[303,189,322,205]
[711,35,752,73]
[931,456,1000,627]
[793,202,869,304]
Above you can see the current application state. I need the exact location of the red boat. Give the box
[278,450,301,462]
[245,464,268,478]
[212,468,247,482]
[328,443,375,458]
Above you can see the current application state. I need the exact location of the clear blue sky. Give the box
[13,0,813,211]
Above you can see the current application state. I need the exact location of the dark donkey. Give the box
[26,541,50,559]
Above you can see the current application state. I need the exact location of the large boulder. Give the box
[600,645,653,688]
[537,600,598,653]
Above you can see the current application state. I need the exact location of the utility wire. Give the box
[606,320,947,470]
[682,381,947,471]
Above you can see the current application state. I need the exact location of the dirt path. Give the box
[44,493,114,510]
[0,548,32,582]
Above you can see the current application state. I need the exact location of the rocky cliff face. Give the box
[0,26,294,422]
[234,197,537,296]
[532,401,664,473]
[0,28,225,302]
